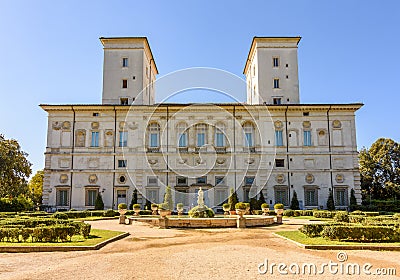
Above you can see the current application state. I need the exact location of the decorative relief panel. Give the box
[274,121,283,129]
[332,120,342,128]
[335,174,344,183]
[59,174,68,184]
[52,122,62,130]
[305,173,315,184]
[88,174,98,184]
[303,121,311,128]
[62,121,71,130]
[275,174,285,184]
[75,130,86,147]
[91,122,99,129]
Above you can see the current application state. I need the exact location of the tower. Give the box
[244,37,301,105]
[100,37,158,105]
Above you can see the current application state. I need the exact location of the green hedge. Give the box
[313,210,336,219]
[334,211,349,223]
[299,224,327,237]
[0,223,91,243]
[321,225,400,242]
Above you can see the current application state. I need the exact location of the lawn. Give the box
[275,230,400,246]
[0,228,125,247]
[72,216,119,221]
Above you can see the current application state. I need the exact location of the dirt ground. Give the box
[0,218,399,280]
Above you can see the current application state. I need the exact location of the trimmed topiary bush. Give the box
[334,211,349,223]
[52,212,69,220]
[188,206,215,218]
[235,202,247,210]
[94,193,104,210]
[327,190,335,211]
[228,188,239,211]
[283,209,295,217]
[274,203,284,209]
[290,191,300,210]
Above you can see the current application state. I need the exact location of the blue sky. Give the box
[0,1,399,175]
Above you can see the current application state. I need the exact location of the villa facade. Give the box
[41,37,362,211]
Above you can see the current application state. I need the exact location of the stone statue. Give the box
[197,187,205,208]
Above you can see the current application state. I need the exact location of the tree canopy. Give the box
[28,170,44,205]
[0,134,32,197]
[359,138,400,200]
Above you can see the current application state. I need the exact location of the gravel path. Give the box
[0,218,398,280]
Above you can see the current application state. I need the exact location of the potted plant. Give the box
[176,203,184,216]
[244,202,251,215]
[158,203,171,217]
[133,204,141,216]
[235,202,247,218]
[274,203,284,215]
[151,203,158,215]
[222,203,231,215]
[118,203,128,224]
[118,203,128,215]
[261,203,269,215]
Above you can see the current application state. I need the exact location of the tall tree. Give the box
[0,134,32,197]
[359,138,400,200]
[290,191,300,210]
[28,170,44,205]
[163,186,173,211]
[228,188,238,211]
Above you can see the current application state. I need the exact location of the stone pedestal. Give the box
[119,214,126,224]
[237,217,246,228]
[159,217,169,229]
[276,215,283,224]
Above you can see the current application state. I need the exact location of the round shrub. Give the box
[133,204,141,209]
[274,203,284,210]
[188,206,215,218]
[261,203,269,209]
[334,211,349,223]
[118,203,127,210]
[104,209,117,217]
[283,209,295,217]
[235,202,247,210]
[52,212,69,220]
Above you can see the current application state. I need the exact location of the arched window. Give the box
[215,123,225,147]
[243,122,255,147]
[147,123,160,147]
[177,122,188,147]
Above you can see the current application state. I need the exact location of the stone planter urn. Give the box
[262,208,269,215]
[177,203,184,216]
[151,204,158,215]
[133,208,141,216]
[222,204,231,215]
[118,206,127,224]
[235,209,246,218]
[275,209,284,216]
[158,209,171,218]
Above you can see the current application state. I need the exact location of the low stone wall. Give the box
[129,215,275,229]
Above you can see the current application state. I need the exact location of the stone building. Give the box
[41,37,362,211]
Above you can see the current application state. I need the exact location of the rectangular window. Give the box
[245,133,253,147]
[176,176,188,186]
[273,57,279,67]
[275,189,288,205]
[122,79,128,88]
[86,189,98,206]
[146,189,159,204]
[148,176,158,186]
[275,159,285,167]
[150,133,159,147]
[57,189,69,206]
[215,176,225,186]
[120,98,128,105]
[119,131,128,147]
[197,133,205,147]
[93,112,99,117]
[215,132,224,147]
[273,79,280,89]
[305,189,318,206]
[178,133,187,147]
[335,189,347,206]
[91,131,99,147]
[118,160,127,168]
[304,130,312,146]
[122,57,128,67]
[196,176,207,184]
[273,98,282,105]
[245,176,255,186]
[275,130,283,146]
[215,189,227,206]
